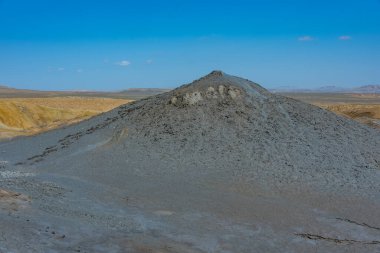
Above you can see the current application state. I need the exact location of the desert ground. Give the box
[0,87,379,141]
[0,72,379,252]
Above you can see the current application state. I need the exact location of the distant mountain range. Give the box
[1,84,380,97]
[0,85,171,99]
[119,88,171,96]
[352,85,380,93]
[271,85,380,93]
[0,84,14,89]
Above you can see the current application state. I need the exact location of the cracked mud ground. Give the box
[0,71,379,252]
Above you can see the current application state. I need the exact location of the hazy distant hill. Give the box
[0,85,170,99]
[315,86,347,92]
[118,88,172,99]
[352,85,380,93]
[3,84,379,97]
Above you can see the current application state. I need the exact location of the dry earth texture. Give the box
[0,97,130,140]
[0,71,379,253]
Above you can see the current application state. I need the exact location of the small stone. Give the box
[228,88,240,99]
[183,92,203,105]
[170,96,177,105]
[206,87,218,98]
[218,85,225,97]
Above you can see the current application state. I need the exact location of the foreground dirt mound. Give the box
[0,71,379,252]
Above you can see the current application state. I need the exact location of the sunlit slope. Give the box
[0,97,130,139]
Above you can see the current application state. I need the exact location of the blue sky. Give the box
[0,0,379,90]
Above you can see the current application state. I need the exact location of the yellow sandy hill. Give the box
[0,97,130,140]
[318,104,380,129]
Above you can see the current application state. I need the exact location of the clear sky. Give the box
[0,0,379,90]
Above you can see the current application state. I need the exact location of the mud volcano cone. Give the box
[1,71,379,252]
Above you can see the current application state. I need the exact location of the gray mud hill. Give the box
[0,71,379,253]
